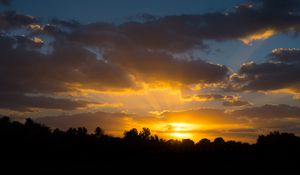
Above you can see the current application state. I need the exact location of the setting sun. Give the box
[160,122,201,140]
[170,122,197,131]
[169,132,192,139]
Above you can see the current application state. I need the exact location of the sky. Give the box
[1,0,300,143]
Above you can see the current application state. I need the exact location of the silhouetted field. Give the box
[0,116,299,174]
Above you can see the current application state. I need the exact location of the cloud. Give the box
[0,11,37,29]
[182,94,227,101]
[15,35,44,48]
[0,35,135,111]
[2,0,300,113]
[268,48,300,63]
[230,104,300,135]
[61,0,300,52]
[233,104,300,118]
[222,100,251,107]
[182,94,251,107]
[253,0,300,14]
[232,104,300,119]
[229,48,300,93]
[105,49,229,84]
[0,93,100,112]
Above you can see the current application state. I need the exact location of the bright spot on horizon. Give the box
[169,132,192,139]
[165,122,201,140]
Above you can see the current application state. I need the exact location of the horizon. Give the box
[1,0,300,143]
[2,116,299,144]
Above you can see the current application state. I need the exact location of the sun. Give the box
[170,122,193,131]
[166,122,200,139]
[169,132,192,139]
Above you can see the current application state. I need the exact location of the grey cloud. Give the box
[229,48,300,92]
[268,48,300,63]
[183,94,251,107]
[105,49,229,84]
[183,94,226,101]
[232,104,300,119]
[253,0,300,14]
[0,11,37,29]
[223,100,251,107]
[231,103,300,136]
[0,35,134,111]
[15,35,43,48]
[0,93,99,112]
[65,0,300,50]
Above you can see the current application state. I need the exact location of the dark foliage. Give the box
[0,116,299,174]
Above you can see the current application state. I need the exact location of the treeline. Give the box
[1,116,300,173]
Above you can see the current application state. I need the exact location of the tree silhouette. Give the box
[213,137,225,145]
[94,127,104,138]
[196,138,211,152]
[0,116,299,173]
[139,127,151,140]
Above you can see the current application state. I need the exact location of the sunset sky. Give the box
[1,0,300,143]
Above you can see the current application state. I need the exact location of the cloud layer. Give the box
[229,48,300,94]
[1,0,300,143]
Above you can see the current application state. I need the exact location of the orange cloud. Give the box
[240,29,276,45]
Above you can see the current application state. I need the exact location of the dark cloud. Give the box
[61,0,300,52]
[50,18,80,29]
[0,11,37,29]
[3,0,300,51]
[0,92,99,112]
[105,49,229,84]
[253,0,300,14]
[0,35,134,111]
[268,48,300,63]
[182,94,226,101]
[232,104,300,119]
[15,35,43,48]
[228,128,257,133]
[231,104,300,136]
[51,21,228,84]
[182,94,251,107]
[0,36,134,92]
[229,48,300,92]
[223,100,251,107]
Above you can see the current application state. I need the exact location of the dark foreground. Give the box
[1,117,299,174]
